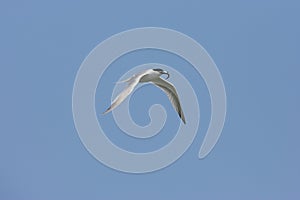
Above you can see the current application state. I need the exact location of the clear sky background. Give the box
[1,0,299,199]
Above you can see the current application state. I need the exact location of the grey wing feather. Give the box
[103,72,146,114]
[151,78,186,124]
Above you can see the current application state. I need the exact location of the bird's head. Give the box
[152,68,169,79]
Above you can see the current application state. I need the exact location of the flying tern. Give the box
[103,68,186,124]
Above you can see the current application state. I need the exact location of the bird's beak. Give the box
[162,71,169,79]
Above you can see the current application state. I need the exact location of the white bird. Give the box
[103,68,186,124]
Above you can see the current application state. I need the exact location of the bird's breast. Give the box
[140,74,159,82]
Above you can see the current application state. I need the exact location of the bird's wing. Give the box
[151,78,186,124]
[103,71,147,114]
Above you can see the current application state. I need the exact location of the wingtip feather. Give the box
[179,112,186,124]
[103,106,111,115]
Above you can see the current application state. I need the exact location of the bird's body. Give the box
[103,68,186,124]
[140,69,160,82]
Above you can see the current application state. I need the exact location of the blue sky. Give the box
[1,0,299,199]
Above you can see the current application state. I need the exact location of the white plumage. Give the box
[103,68,186,124]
